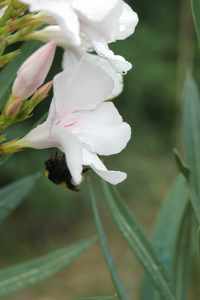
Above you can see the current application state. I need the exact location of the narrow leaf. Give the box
[141,175,189,300]
[88,182,129,300]
[173,149,190,180]
[0,173,40,224]
[191,0,200,44]
[174,207,193,300]
[0,237,96,298]
[76,297,117,300]
[101,181,176,300]
[183,74,200,224]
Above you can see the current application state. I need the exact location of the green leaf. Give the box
[141,175,189,300]
[88,182,129,300]
[101,181,176,300]
[0,237,96,298]
[183,74,200,224]
[191,0,200,44]
[173,149,190,180]
[0,155,10,166]
[0,41,40,109]
[33,111,48,128]
[174,207,193,300]
[76,297,117,300]
[0,172,40,224]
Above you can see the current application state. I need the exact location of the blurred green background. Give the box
[0,0,199,299]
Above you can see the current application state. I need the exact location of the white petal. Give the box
[73,0,118,22]
[21,121,53,149]
[63,51,123,99]
[117,2,139,40]
[93,41,132,74]
[82,149,127,185]
[62,49,84,70]
[79,1,138,43]
[79,1,122,44]
[22,0,81,46]
[53,54,114,114]
[54,128,83,185]
[76,102,131,155]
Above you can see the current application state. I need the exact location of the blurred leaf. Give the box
[141,175,189,300]
[191,0,200,44]
[0,237,96,298]
[183,75,200,224]
[89,182,129,300]
[174,206,193,300]
[0,41,40,109]
[0,172,40,224]
[101,181,176,300]
[76,297,117,300]
[33,111,48,128]
[0,155,10,166]
[173,149,190,180]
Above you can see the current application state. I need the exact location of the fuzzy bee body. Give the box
[45,153,89,191]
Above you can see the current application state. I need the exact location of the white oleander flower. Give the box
[18,55,131,186]
[21,0,138,74]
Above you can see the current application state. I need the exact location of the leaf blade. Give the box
[0,172,40,224]
[0,237,96,298]
[88,182,129,300]
[183,74,200,224]
[191,0,200,44]
[141,175,189,300]
[101,181,176,300]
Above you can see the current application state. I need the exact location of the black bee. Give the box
[45,153,89,192]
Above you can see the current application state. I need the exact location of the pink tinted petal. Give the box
[12,42,56,99]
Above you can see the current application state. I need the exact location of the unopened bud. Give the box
[31,81,53,102]
[5,81,53,118]
[4,95,23,117]
[12,41,56,100]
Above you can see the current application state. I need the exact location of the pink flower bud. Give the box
[12,42,56,100]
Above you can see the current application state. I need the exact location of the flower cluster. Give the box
[1,0,138,187]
